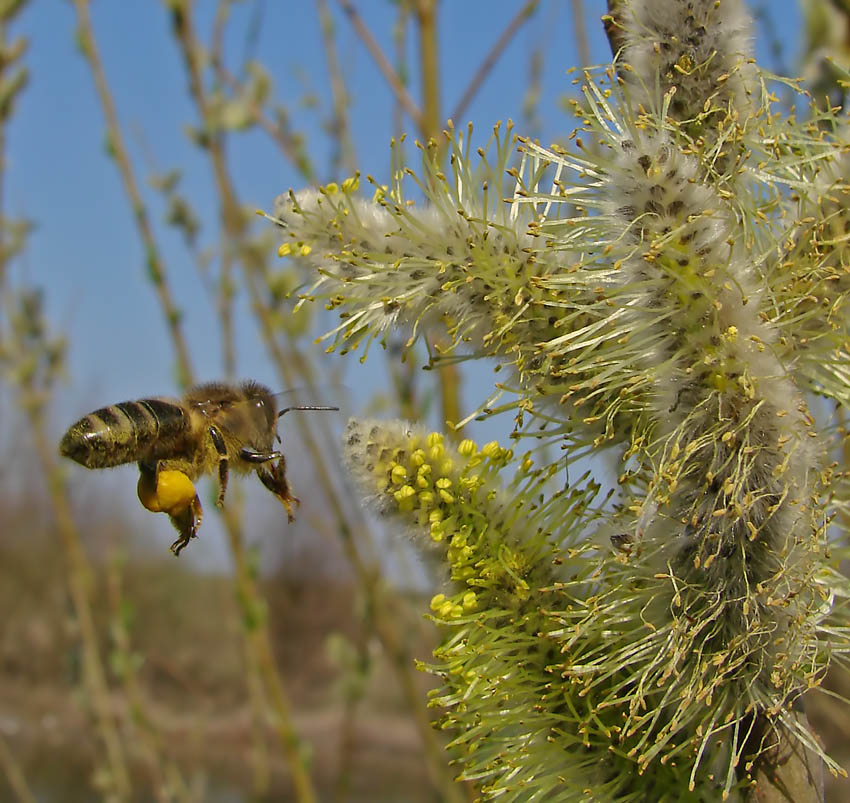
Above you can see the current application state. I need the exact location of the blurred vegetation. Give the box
[0,1,849,801]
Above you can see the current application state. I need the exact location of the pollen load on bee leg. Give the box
[58,380,339,555]
[137,468,199,517]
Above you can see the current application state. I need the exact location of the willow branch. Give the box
[167,5,319,801]
[213,63,317,185]
[316,0,358,176]
[105,554,192,803]
[570,0,590,68]
[0,736,35,803]
[170,3,462,796]
[411,0,464,440]
[72,0,194,388]
[450,0,539,123]
[243,257,467,803]
[32,403,132,799]
[336,0,423,129]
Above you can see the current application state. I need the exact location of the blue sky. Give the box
[8,1,798,406]
[3,0,804,564]
[13,1,601,403]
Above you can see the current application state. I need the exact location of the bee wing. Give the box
[184,384,348,449]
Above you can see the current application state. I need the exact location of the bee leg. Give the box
[256,456,299,522]
[169,494,203,557]
[209,425,229,507]
[137,462,202,555]
[239,445,281,464]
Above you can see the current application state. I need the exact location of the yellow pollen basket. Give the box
[137,469,197,516]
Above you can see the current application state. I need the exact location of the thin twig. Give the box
[73,0,194,389]
[0,6,29,307]
[214,62,317,184]
[210,0,238,379]
[570,0,590,70]
[241,0,265,69]
[0,735,36,803]
[105,552,193,803]
[451,0,539,124]
[335,0,423,130]
[167,5,319,801]
[210,10,272,793]
[521,42,543,137]
[411,0,464,441]
[414,0,440,143]
[210,0,316,183]
[316,0,358,176]
[391,0,410,139]
[242,267,468,803]
[239,613,273,797]
[385,3,424,435]
[211,0,230,74]
[220,505,310,802]
[170,3,463,796]
[32,398,132,800]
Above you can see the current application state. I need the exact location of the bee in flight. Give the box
[59,381,338,555]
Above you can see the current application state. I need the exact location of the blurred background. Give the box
[0,0,847,801]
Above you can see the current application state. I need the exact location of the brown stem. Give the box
[211,0,229,67]
[0,10,21,297]
[332,693,359,801]
[748,711,824,803]
[391,1,410,139]
[210,1,237,380]
[0,118,5,297]
[602,0,627,58]
[385,5,423,427]
[240,618,273,797]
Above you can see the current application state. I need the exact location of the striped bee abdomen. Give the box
[59,398,190,469]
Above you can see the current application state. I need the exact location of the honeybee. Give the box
[59,381,338,555]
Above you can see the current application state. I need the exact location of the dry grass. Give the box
[0,490,440,801]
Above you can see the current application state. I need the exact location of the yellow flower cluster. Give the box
[350,422,518,620]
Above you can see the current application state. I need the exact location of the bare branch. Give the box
[570,0,590,68]
[73,0,195,388]
[336,0,423,130]
[450,0,538,124]
[316,0,358,176]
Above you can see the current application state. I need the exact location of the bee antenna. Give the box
[277,405,340,419]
